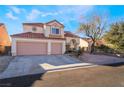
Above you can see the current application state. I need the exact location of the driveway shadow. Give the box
[0,73,45,87]
[0,57,47,87]
[103,62,124,67]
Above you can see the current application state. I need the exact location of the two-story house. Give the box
[11,20,89,56]
[11,20,66,56]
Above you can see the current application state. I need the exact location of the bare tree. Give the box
[78,14,107,53]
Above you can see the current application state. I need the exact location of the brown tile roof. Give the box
[23,23,44,27]
[0,23,4,26]
[11,32,66,40]
[64,31,80,38]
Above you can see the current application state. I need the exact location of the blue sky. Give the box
[0,5,124,37]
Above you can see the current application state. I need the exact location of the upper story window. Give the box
[32,27,37,31]
[51,28,60,34]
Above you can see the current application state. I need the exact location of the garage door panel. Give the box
[16,42,47,55]
[51,43,62,55]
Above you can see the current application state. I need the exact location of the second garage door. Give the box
[51,43,62,55]
[16,42,47,56]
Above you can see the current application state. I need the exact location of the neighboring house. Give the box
[11,20,66,56]
[64,31,88,51]
[82,38,105,52]
[0,23,11,54]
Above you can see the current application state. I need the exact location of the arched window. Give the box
[70,39,77,49]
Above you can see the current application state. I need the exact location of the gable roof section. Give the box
[46,20,64,27]
[64,31,80,38]
[11,32,65,40]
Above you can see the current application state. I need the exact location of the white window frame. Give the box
[51,27,60,35]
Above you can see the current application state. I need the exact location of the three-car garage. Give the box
[11,32,66,56]
[12,39,65,56]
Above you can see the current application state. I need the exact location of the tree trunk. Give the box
[90,41,95,54]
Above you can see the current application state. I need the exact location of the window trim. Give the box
[51,27,60,35]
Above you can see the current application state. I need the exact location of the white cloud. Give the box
[26,9,42,21]
[53,6,94,30]
[6,11,18,20]
[41,12,58,17]
[10,6,21,14]
[26,6,94,23]
[61,6,94,18]
[26,9,63,21]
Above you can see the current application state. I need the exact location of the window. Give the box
[32,27,37,31]
[52,28,60,34]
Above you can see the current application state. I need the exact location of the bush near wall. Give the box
[95,45,124,57]
[0,46,11,55]
[95,45,114,53]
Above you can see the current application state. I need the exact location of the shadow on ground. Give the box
[103,62,124,67]
[0,56,47,87]
[0,73,45,87]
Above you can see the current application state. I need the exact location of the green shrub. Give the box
[95,45,115,53]
[104,22,124,54]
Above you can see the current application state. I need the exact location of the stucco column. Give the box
[11,38,16,56]
[48,40,51,55]
[62,41,66,54]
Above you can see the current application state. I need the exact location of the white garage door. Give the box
[16,42,48,56]
[51,43,62,55]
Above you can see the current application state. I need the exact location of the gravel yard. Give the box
[0,56,14,73]
[80,53,124,65]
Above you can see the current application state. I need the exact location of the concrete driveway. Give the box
[0,55,92,79]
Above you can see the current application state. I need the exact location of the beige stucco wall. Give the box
[65,37,89,50]
[44,25,51,37]
[46,26,64,38]
[23,25,44,33]
[44,21,64,38]
[65,37,80,45]
[60,28,64,38]
[23,22,64,38]
[79,38,89,48]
